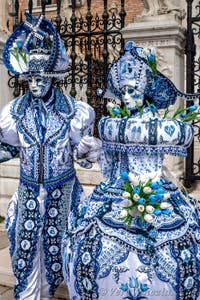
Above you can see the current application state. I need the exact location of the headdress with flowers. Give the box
[3,13,69,79]
[97,41,200,115]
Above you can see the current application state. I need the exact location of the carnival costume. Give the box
[1,13,99,299]
[62,42,200,299]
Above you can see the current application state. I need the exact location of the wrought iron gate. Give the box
[8,0,126,134]
[185,0,200,187]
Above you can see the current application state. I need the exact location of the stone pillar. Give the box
[122,13,187,180]
[0,0,13,109]
[0,0,17,217]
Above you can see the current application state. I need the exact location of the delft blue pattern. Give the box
[120,276,149,300]
[43,181,76,296]
[11,88,76,188]
[103,142,187,157]
[29,58,46,72]
[10,183,40,300]
[73,229,102,299]
[3,13,69,77]
[102,41,200,106]
[4,87,92,298]
[63,113,200,300]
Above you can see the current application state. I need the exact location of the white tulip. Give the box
[106,102,115,109]
[143,186,152,194]
[143,48,149,56]
[139,175,147,184]
[163,193,170,200]
[136,99,143,107]
[133,194,140,201]
[144,214,154,223]
[137,205,145,212]
[122,192,131,199]
[160,202,172,209]
[145,205,155,214]
[128,210,136,217]
[128,173,139,186]
[120,209,128,218]
[123,199,132,206]
[168,105,174,112]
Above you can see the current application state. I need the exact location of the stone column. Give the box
[0,0,17,217]
[122,12,186,179]
[0,0,13,109]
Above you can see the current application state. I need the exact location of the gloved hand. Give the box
[76,135,102,163]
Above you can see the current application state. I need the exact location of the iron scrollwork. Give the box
[185,0,200,186]
[8,0,126,135]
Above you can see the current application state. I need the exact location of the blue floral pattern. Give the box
[63,113,200,300]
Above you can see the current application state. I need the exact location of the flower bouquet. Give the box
[120,171,172,227]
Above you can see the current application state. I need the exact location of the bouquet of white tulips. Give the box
[120,171,172,227]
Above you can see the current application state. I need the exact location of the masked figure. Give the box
[62,41,200,300]
[1,13,100,300]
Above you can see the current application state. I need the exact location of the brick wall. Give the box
[15,0,144,27]
[79,0,143,26]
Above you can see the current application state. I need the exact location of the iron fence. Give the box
[185,0,200,186]
[7,0,126,134]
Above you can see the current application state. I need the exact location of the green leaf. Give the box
[163,107,169,119]
[121,106,131,117]
[124,182,133,194]
[172,107,186,119]
[107,108,117,118]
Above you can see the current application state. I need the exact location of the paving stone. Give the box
[0,285,10,294]
[0,287,14,300]
[0,285,68,299]
[0,232,9,250]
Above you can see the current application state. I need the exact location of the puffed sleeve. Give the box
[0,101,20,146]
[69,101,95,145]
[69,101,102,168]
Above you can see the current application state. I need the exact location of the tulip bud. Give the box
[163,193,170,200]
[120,209,128,218]
[137,204,144,212]
[143,186,152,194]
[128,210,136,217]
[106,102,115,109]
[129,173,139,186]
[133,194,140,201]
[145,205,155,214]
[160,202,171,209]
[122,192,131,199]
[144,214,154,223]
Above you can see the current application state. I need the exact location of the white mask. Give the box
[121,85,144,110]
[28,75,52,98]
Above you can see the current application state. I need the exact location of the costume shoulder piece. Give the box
[11,92,31,121]
[54,89,76,120]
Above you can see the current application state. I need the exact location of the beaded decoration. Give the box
[3,13,69,79]
[98,41,200,109]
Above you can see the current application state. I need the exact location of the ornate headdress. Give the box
[99,41,200,109]
[3,13,69,78]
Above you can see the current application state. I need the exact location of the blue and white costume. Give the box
[62,42,200,300]
[1,13,98,299]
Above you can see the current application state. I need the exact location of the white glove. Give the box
[76,135,102,163]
